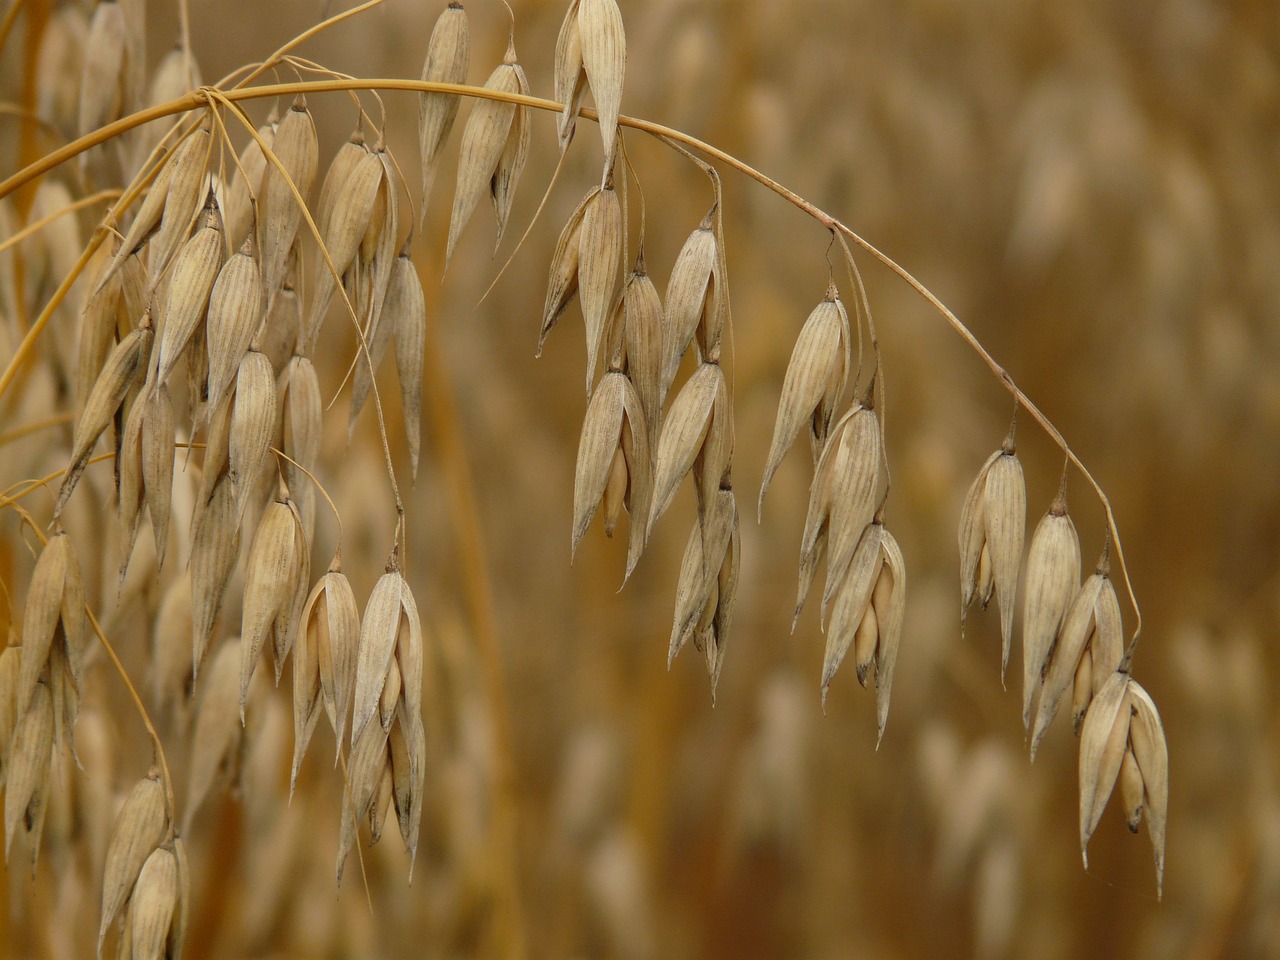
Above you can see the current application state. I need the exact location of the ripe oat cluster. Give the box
[0,0,1168,953]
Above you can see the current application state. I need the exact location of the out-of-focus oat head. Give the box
[0,0,1273,957]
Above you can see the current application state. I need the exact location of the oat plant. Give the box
[0,0,1168,955]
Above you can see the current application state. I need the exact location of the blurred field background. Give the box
[1,0,1278,957]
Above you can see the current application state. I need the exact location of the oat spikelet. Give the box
[1078,671,1129,867]
[78,1,128,149]
[240,488,306,716]
[147,125,214,285]
[572,371,651,579]
[759,281,849,516]
[578,0,626,175]
[228,349,278,519]
[1126,680,1168,898]
[792,403,881,624]
[392,254,427,479]
[1021,490,1081,729]
[190,477,240,674]
[56,317,154,518]
[154,198,226,390]
[184,642,241,835]
[349,248,419,432]
[661,212,720,395]
[554,0,586,150]
[419,2,470,214]
[620,251,664,439]
[259,96,318,306]
[577,183,623,392]
[648,361,729,534]
[446,40,530,265]
[299,561,361,768]
[306,132,383,346]
[17,531,86,725]
[3,683,53,868]
[958,435,1026,676]
[119,385,176,580]
[224,115,274,250]
[129,845,179,960]
[1031,551,1123,758]
[668,489,739,700]
[351,564,422,749]
[98,771,166,956]
[205,234,265,416]
[539,186,594,354]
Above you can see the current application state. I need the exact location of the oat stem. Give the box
[0,410,72,447]
[0,188,120,255]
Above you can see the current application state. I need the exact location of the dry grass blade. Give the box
[98,771,166,956]
[390,706,426,876]
[336,719,390,886]
[77,250,125,415]
[140,385,176,567]
[419,2,470,214]
[759,283,848,516]
[578,0,626,176]
[573,371,626,557]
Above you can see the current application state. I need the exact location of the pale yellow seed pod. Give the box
[419,2,470,213]
[129,846,179,960]
[1021,494,1080,728]
[98,771,167,955]
[760,282,849,515]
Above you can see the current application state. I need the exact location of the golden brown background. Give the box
[1,0,1277,957]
